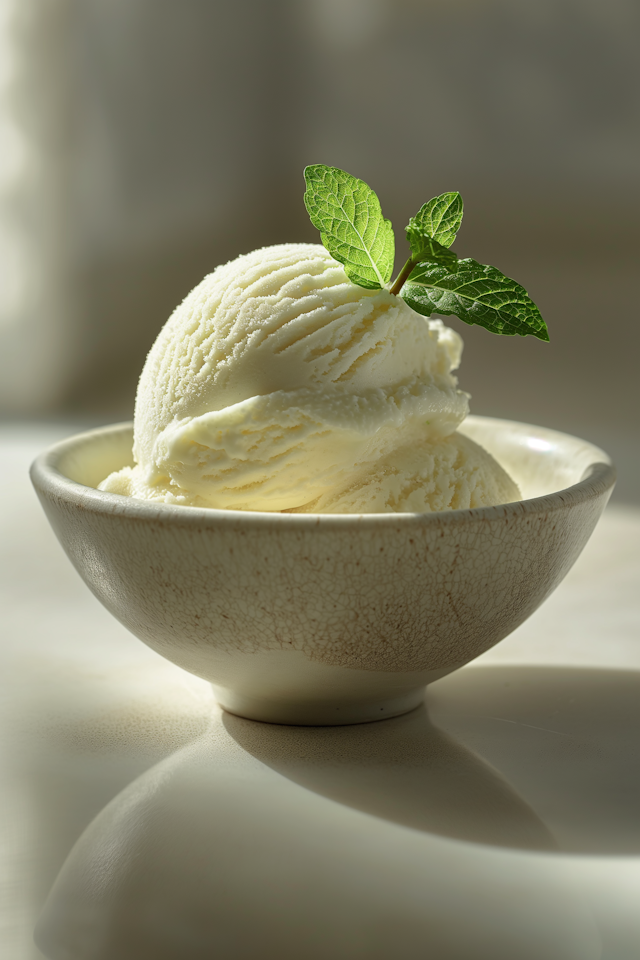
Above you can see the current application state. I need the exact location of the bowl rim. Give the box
[30,416,616,529]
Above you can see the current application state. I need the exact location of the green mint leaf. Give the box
[405,235,458,272]
[303,164,395,289]
[401,258,549,341]
[406,192,463,254]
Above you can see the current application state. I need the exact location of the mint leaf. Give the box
[404,235,458,273]
[401,258,549,341]
[303,164,395,289]
[406,192,463,254]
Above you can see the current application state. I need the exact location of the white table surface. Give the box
[2,423,639,960]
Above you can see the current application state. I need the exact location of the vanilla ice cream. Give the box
[100,243,519,512]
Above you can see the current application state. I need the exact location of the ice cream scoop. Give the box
[100,243,519,512]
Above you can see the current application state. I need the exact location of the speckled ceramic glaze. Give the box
[31,417,615,724]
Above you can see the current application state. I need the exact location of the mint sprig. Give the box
[303,165,395,289]
[304,164,549,340]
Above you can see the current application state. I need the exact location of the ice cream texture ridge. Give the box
[100,243,520,513]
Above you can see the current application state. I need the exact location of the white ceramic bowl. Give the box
[31,416,615,725]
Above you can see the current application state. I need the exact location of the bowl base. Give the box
[212,686,427,726]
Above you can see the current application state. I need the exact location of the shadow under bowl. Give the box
[30,416,615,724]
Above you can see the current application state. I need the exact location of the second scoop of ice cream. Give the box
[100,243,519,512]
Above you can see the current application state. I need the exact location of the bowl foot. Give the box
[212,686,427,726]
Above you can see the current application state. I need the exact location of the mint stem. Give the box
[389,257,415,297]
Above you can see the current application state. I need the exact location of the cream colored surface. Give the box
[32,417,614,724]
[288,431,519,513]
[3,424,640,959]
[99,243,519,513]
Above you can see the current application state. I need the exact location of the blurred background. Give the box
[1,0,638,499]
